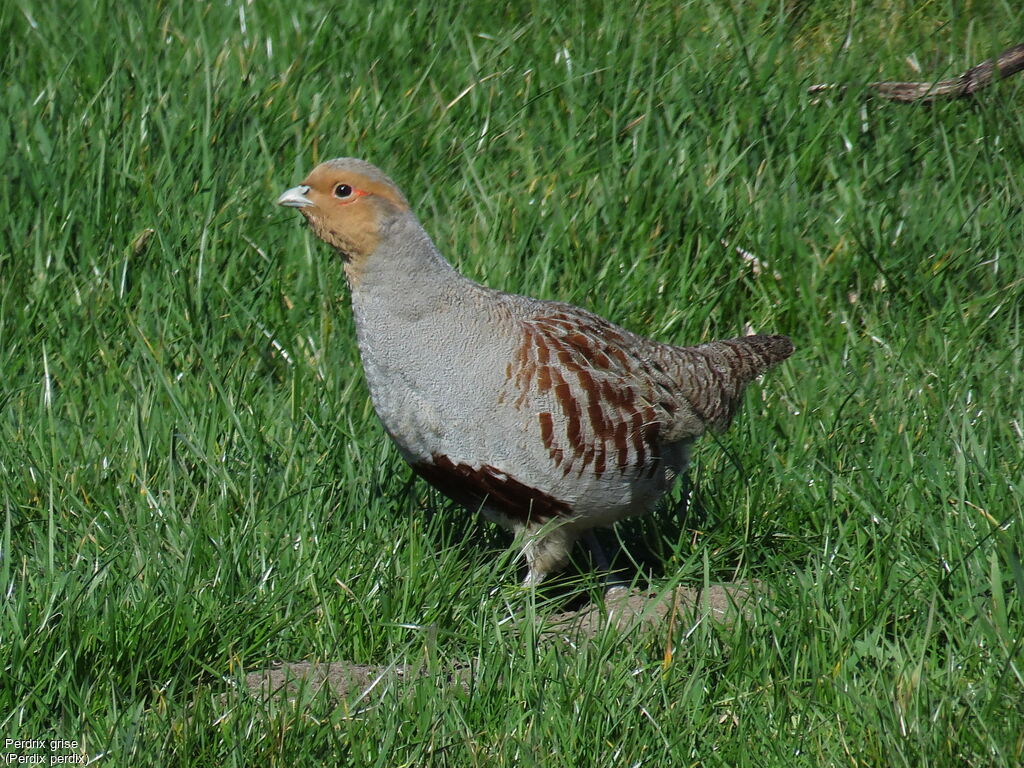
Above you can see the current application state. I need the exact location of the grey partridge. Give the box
[278,158,793,585]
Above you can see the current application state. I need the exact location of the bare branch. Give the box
[809,43,1024,103]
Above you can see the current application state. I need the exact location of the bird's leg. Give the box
[520,536,551,587]
[521,564,545,588]
[582,530,628,595]
[582,529,611,571]
[518,521,574,588]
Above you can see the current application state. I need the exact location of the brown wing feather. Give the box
[508,305,674,479]
[507,303,793,477]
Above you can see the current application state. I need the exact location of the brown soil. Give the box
[240,582,762,704]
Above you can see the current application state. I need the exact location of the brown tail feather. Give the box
[671,334,793,432]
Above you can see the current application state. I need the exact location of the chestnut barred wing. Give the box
[508,305,793,479]
[507,306,682,480]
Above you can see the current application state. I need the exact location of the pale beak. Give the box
[276,185,314,208]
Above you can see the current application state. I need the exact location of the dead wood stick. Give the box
[809,43,1024,103]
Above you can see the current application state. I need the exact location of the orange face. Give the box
[277,160,410,268]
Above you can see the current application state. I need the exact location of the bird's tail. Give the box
[672,334,793,432]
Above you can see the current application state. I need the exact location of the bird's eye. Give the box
[334,183,353,199]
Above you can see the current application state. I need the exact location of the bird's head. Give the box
[277,158,411,266]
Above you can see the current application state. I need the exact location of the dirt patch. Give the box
[544,581,760,638]
[242,659,472,705]
[241,582,761,703]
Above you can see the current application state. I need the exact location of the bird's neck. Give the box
[344,215,477,325]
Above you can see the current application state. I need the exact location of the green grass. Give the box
[2,0,1023,764]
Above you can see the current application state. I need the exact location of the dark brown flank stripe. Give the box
[536,364,552,391]
[614,421,630,471]
[516,336,529,369]
[551,368,583,459]
[576,366,611,475]
[535,332,550,365]
[557,348,578,372]
[600,378,628,410]
[538,411,555,451]
[593,443,607,476]
[585,393,606,439]
[413,454,572,523]
[538,410,563,467]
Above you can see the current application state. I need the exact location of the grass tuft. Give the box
[1,0,1022,764]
